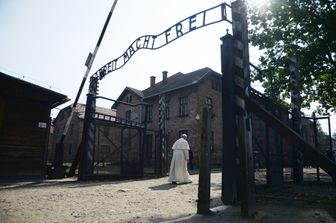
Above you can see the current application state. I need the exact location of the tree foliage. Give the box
[248,0,336,114]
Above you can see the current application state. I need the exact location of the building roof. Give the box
[143,67,219,98]
[127,86,144,98]
[0,72,69,108]
[111,86,145,109]
[111,67,220,109]
[58,103,116,120]
[111,67,221,109]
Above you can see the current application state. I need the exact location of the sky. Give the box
[0,0,334,134]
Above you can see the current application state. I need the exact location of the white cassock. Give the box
[168,138,192,183]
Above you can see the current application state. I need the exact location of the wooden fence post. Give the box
[221,32,239,204]
[232,0,256,217]
[197,107,212,214]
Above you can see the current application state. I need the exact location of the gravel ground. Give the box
[0,170,335,223]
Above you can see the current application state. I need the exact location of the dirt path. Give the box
[0,171,335,223]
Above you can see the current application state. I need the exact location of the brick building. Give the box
[49,103,116,163]
[113,67,223,167]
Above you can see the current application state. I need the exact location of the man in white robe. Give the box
[168,134,192,184]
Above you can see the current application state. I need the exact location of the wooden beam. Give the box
[247,97,336,180]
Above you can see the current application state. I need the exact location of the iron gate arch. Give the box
[79,2,232,180]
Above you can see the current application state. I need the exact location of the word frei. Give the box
[93,3,230,80]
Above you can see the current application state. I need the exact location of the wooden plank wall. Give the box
[0,97,50,177]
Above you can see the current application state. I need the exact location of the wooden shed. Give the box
[0,72,68,178]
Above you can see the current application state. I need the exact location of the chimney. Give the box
[162,71,168,85]
[150,76,156,87]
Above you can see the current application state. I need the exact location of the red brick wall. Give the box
[115,92,144,123]
[145,73,222,167]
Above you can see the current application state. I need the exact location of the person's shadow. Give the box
[149,183,177,191]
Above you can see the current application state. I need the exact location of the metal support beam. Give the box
[159,94,167,176]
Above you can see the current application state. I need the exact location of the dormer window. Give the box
[125,95,133,103]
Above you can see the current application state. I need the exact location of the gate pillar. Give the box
[79,78,98,180]
[221,33,239,205]
[232,0,255,217]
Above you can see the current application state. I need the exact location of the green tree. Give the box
[248,0,336,114]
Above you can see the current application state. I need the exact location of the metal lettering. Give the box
[165,28,171,44]
[202,10,206,26]
[189,14,197,31]
[136,38,142,49]
[175,23,183,37]
[143,35,151,48]
[123,51,130,63]
[221,3,227,20]
[151,35,157,48]
[92,3,230,80]
[107,62,113,73]
[128,45,136,56]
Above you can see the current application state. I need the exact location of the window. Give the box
[206,97,214,119]
[212,78,221,91]
[179,96,188,117]
[125,110,131,120]
[205,97,213,109]
[147,105,153,123]
[126,95,133,103]
[165,102,170,120]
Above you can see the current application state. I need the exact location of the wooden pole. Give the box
[197,107,212,214]
[232,0,255,217]
[221,33,239,204]
[247,97,336,180]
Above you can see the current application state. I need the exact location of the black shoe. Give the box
[172,181,177,185]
